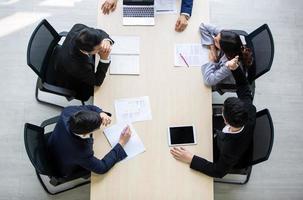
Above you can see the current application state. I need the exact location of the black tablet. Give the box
[167,125,197,146]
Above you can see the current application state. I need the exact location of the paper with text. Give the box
[104,123,145,161]
[110,55,140,75]
[155,0,177,14]
[115,96,152,123]
[174,43,209,67]
[111,35,140,55]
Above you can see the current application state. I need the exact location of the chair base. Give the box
[36,170,90,195]
[35,78,85,108]
[214,166,252,185]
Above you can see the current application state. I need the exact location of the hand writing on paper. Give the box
[119,126,132,147]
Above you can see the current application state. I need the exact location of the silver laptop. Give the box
[123,0,155,26]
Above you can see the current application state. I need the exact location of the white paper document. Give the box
[111,35,140,55]
[115,96,152,123]
[174,43,209,67]
[103,123,145,160]
[110,55,140,75]
[155,0,177,14]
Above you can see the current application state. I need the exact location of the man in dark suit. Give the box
[170,57,257,178]
[100,0,193,32]
[55,24,113,101]
[47,105,131,177]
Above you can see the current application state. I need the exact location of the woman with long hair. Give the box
[200,23,253,86]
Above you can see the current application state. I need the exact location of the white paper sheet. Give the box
[111,35,140,55]
[115,96,152,123]
[174,43,209,67]
[110,55,140,75]
[155,0,177,14]
[103,123,145,161]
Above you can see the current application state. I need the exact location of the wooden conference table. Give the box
[92,0,213,199]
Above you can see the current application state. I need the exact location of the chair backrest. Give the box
[24,123,56,176]
[250,109,274,165]
[246,24,274,83]
[27,19,60,80]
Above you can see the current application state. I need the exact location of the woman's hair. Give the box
[75,27,103,52]
[220,30,253,67]
[69,110,102,135]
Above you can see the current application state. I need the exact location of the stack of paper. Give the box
[174,43,209,67]
[104,123,145,161]
[110,35,140,75]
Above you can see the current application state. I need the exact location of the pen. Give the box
[179,53,190,68]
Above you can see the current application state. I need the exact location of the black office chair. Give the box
[27,19,85,107]
[214,24,275,97]
[212,106,274,184]
[24,117,90,195]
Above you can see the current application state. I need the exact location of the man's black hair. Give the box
[69,110,101,135]
[75,27,102,52]
[223,97,248,128]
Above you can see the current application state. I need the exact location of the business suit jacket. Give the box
[190,67,256,178]
[47,105,127,178]
[55,24,112,101]
[181,0,193,16]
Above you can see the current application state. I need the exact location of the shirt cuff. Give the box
[99,58,111,63]
[181,13,190,20]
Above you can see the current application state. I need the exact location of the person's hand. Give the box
[118,126,131,147]
[175,15,188,32]
[170,147,194,164]
[209,45,218,62]
[226,55,240,70]
[98,39,112,59]
[101,0,118,15]
[100,112,111,126]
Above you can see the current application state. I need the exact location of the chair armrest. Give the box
[41,116,60,128]
[230,29,248,36]
[42,82,76,97]
[58,31,68,37]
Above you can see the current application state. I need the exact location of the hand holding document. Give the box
[104,123,145,161]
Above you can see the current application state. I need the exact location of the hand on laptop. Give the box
[170,147,194,164]
[101,0,118,15]
[175,14,188,32]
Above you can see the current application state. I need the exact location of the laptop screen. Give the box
[123,0,154,6]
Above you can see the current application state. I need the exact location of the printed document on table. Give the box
[103,123,145,161]
[174,43,209,67]
[110,55,140,75]
[115,96,152,123]
[155,0,177,14]
[111,35,140,55]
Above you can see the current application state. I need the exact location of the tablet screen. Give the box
[169,126,195,145]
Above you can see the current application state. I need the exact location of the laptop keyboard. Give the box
[123,6,154,18]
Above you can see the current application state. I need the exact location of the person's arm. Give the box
[180,0,193,17]
[201,61,232,86]
[190,153,238,178]
[199,23,222,46]
[231,66,252,104]
[79,143,127,174]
